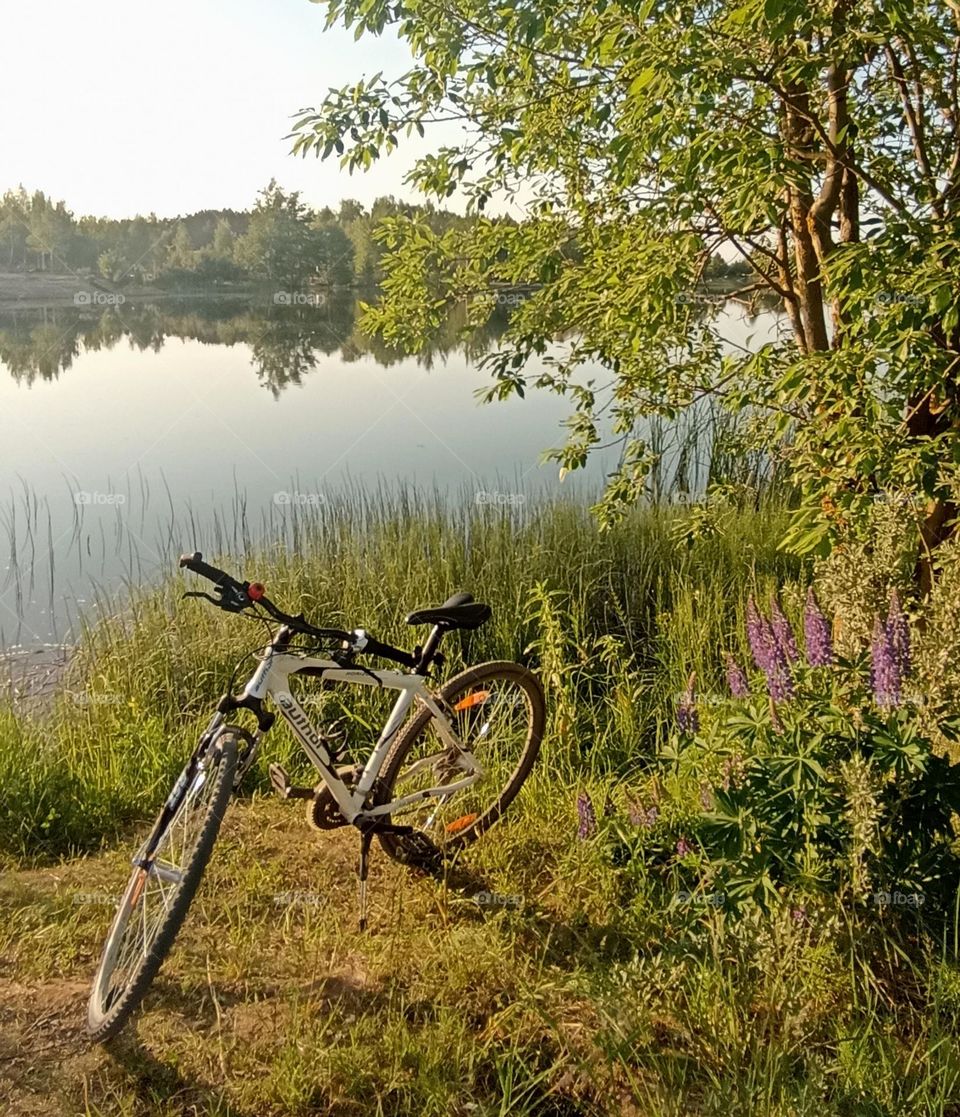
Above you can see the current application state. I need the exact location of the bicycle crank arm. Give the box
[268,762,314,800]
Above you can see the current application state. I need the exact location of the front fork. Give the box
[133,713,241,867]
[232,726,261,788]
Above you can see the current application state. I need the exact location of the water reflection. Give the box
[0,293,517,393]
[0,290,783,392]
[0,292,783,644]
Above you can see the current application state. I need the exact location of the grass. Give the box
[4,491,960,1114]
[0,490,795,860]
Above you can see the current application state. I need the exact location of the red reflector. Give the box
[247,582,266,601]
[453,690,489,712]
[445,813,478,834]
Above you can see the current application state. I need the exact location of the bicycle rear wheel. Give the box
[87,730,237,1042]
[377,661,545,861]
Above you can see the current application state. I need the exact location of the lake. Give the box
[0,294,784,644]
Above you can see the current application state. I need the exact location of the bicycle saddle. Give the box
[405,591,491,630]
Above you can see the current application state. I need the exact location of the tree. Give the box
[293,0,960,590]
[0,188,29,269]
[210,217,236,263]
[166,222,196,270]
[313,219,355,285]
[25,192,75,272]
[235,180,326,288]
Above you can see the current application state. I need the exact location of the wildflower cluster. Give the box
[675,673,699,734]
[870,591,911,709]
[728,589,911,717]
[655,585,960,915]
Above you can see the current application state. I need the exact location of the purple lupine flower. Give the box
[676,673,700,734]
[886,590,911,679]
[576,792,597,839]
[870,616,901,709]
[746,596,776,674]
[770,596,800,663]
[699,782,714,810]
[721,753,745,790]
[628,800,659,828]
[675,836,693,857]
[767,660,795,703]
[725,654,750,698]
[803,588,833,667]
[747,596,794,704]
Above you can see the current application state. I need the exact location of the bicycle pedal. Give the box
[394,829,443,868]
[268,763,313,800]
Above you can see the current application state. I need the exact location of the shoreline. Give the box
[0,273,264,310]
[0,273,371,310]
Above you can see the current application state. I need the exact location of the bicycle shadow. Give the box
[415,856,636,965]
[406,854,490,894]
[105,1030,250,1115]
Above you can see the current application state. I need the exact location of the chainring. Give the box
[306,765,363,830]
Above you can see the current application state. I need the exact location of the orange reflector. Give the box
[129,868,148,908]
[444,813,478,834]
[453,691,490,712]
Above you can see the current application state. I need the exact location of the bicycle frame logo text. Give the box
[275,692,332,766]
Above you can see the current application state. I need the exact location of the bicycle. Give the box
[87,552,545,1042]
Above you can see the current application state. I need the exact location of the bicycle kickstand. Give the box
[357,830,373,932]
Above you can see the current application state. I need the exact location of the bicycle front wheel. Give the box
[87,730,237,1043]
[377,661,545,861]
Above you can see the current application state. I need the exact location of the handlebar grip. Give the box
[178,551,232,587]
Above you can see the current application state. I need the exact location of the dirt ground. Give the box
[0,798,489,1117]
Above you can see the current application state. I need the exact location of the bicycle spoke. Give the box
[389,673,536,837]
[99,752,222,1008]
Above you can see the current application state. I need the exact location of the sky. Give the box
[1,0,449,219]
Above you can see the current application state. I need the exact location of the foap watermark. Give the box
[273,890,324,908]
[273,291,326,307]
[876,291,924,307]
[74,491,126,507]
[74,290,126,307]
[67,691,125,708]
[475,490,525,507]
[675,291,714,306]
[494,291,530,307]
[73,891,119,907]
[873,890,924,908]
[675,890,724,908]
[273,490,326,507]
[473,890,522,908]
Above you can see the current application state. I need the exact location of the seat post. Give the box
[415,625,446,675]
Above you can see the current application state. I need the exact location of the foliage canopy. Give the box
[294,0,960,584]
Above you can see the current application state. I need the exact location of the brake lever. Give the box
[182,585,251,612]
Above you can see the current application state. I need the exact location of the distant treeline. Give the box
[0,183,754,296]
[0,181,477,291]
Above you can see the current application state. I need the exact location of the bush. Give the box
[605,589,960,919]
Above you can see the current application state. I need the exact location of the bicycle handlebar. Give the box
[178,552,419,668]
[178,552,232,587]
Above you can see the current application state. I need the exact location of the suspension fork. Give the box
[134,712,226,864]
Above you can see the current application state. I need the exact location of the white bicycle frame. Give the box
[209,643,483,824]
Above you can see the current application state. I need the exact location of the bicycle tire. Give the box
[86,731,237,1042]
[377,660,545,862]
